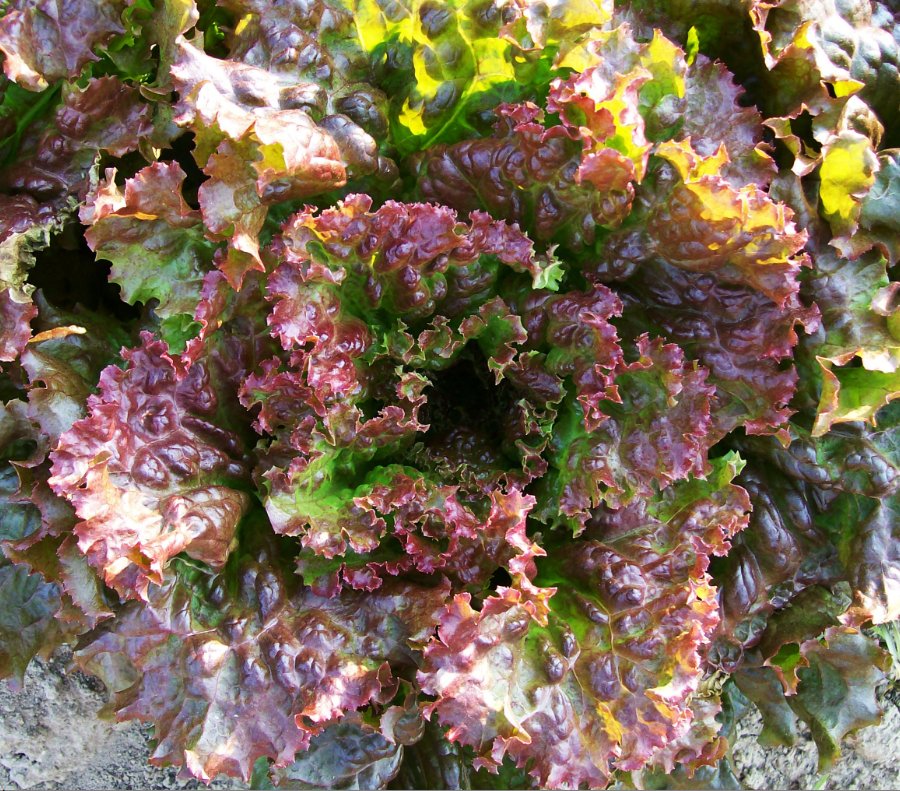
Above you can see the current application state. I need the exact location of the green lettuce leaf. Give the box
[736,626,889,770]
[266,716,403,789]
[82,162,214,319]
[0,550,61,689]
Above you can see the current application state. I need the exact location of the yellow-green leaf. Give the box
[819,130,878,236]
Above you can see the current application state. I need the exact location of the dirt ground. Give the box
[1,648,898,790]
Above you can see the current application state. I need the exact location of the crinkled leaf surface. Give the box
[415,28,778,251]
[536,334,715,529]
[736,627,890,769]
[250,195,555,563]
[414,22,686,248]
[0,399,54,550]
[21,292,131,443]
[389,717,474,791]
[647,139,807,306]
[2,75,153,209]
[739,416,899,502]
[0,287,36,363]
[0,551,61,688]
[757,0,900,129]
[847,148,900,263]
[0,196,62,364]
[714,401,900,672]
[806,249,899,379]
[82,163,214,319]
[293,481,542,597]
[618,258,819,442]
[49,333,251,600]
[0,0,126,90]
[351,0,545,155]
[268,716,403,790]
[170,36,348,194]
[415,102,620,247]
[197,138,267,290]
[818,486,900,625]
[212,0,388,181]
[784,627,889,768]
[0,0,897,784]
[711,461,842,668]
[0,297,125,637]
[0,395,93,672]
[681,55,774,187]
[76,531,449,782]
[642,694,728,779]
[419,455,749,788]
[805,252,897,418]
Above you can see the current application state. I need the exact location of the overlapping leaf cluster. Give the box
[0,0,897,788]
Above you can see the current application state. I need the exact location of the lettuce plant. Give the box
[0,0,898,788]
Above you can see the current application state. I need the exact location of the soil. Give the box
[1,648,898,790]
[731,705,900,790]
[0,649,242,791]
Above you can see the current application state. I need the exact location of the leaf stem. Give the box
[0,82,61,166]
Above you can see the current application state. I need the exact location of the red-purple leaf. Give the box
[170,35,348,197]
[616,258,819,442]
[0,289,35,363]
[536,335,714,529]
[49,333,251,600]
[4,77,153,205]
[0,0,125,90]
[420,455,749,788]
[76,532,449,782]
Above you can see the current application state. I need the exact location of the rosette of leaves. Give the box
[0,0,897,789]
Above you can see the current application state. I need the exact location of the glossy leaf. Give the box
[420,455,749,788]
[756,0,900,130]
[736,627,890,770]
[0,0,126,90]
[415,102,621,247]
[76,533,449,782]
[818,488,900,625]
[0,0,897,784]
[618,259,819,442]
[536,334,714,529]
[649,138,807,307]
[680,55,774,187]
[82,163,213,319]
[197,138,267,290]
[170,35,348,195]
[250,196,554,564]
[711,461,843,669]
[788,627,889,768]
[21,292,131,443]
[818,130,879,242]
[49,333,251,600]
[0,552,61,688]
[390,718,474,790]
[2,75,153,211]
[846,148,900,264]
[0,196,60,364]
[352,0,542,155]
[268,717,403,790]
